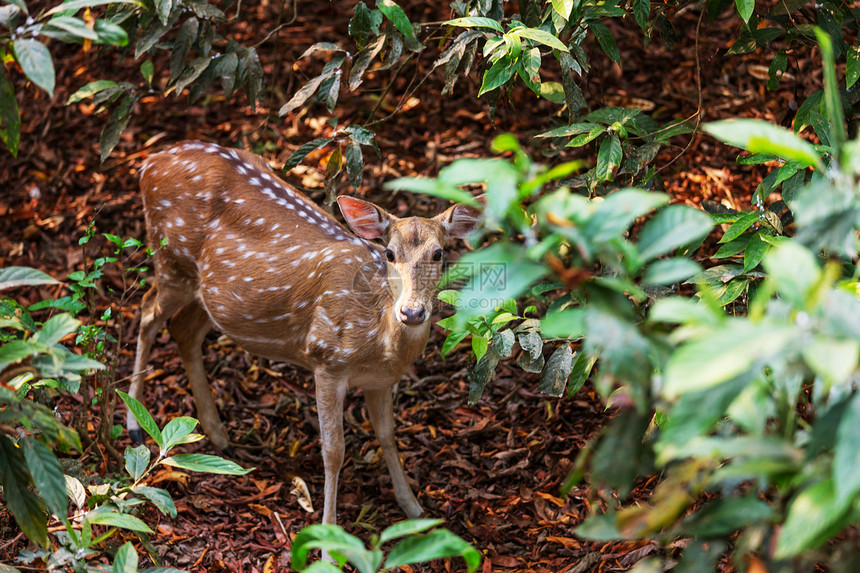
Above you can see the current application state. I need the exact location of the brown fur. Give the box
[128,141,481,525]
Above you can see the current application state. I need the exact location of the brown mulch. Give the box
[0,0,815,571]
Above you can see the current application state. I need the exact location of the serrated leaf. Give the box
[13,39,55,96]
[162,453,253,475]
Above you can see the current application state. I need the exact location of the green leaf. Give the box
[479,56,517,96]
[443,16,503,33]
[537,344,573,397]
[32,314,79,347]
[125,444,150,481]
[86,507,153,533]
[568,350,596,396]
[162,454,253,475]
[762,240,819,306]
[385,529,480,573]
[284,138,332,170]
[160,416,199,451]
[384,176,478,206]
[0,340,38,371]
[552,0,574,20]
[378,0,415,41]
[344,138,363,190]
[0,434,48,548]
[0,266,60,289]
[0,65,20,157]
[742,233,769,273]
[140,60,154,87]
[441,330,468,359]
[93,19,128,46]
[642,258,701,286]
[46,0,140,16]
[13,39,55,96]
[117,390,164,448]
[734,0,753,22]
[291,524,366,570]
[679,496,773,537]
[100,93,138,162]
[586,188,669,242]
[280,73,329,116]
[633,0,650,30]
[588,21,620,64]
[719,211,759,244]
[380,519,444,544]
[774,479,854,558]
[509,27,568,52]
[638,205,713,261]
[21,437,68,521]
[594,134,622,181]
[66,80,119,105]
[43,15,98,40]
[833,391,860,503]
[814,28,846,148]
[663,322,797,399]
[113,542,138,573]
[132,485,177,518]
[703,119,823,170]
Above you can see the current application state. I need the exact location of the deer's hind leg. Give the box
[128,281,193,442]
[169,300,231,451]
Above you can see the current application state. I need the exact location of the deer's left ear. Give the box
[435,197,483,239]
[338,196,396,239]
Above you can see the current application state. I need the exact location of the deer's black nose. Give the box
[399,306,426,325]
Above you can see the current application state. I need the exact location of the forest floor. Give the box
[0,0,811,571]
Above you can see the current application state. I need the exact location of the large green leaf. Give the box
[384,529,480,572]
[734,0,753,22]
[703,119,823,170]
[86,507,153,533]
[678,496,773,537]
[113,541,138,573]
[162,454,253,475]
[132,485,177,518]
[588,21,620,63]
[594,133,621,181]
[637,205,713,261]
[642,257,701,286]
[663,322,797,398]
[0,434,48,548]
[377,0,415,41]
[291,524,367,570]
[0,266,60,289]
[46,0,140,16]
[66,80,119,105]
[585,188,669,243]
[32,313,79,346]
[479,56,516,96]
[117,390,164,448]
[12,39,55,96]
[379,519,443,544]
[774,478,854,558]
[21,437,69,521]
[125,444,150,482]
[160,416,199,451]
[537,344,572,396]
[509,27,568,52]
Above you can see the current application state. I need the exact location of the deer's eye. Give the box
[384,249,395,262]
[432,249,443,261]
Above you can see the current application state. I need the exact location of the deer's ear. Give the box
[338,196,395,239]
[435,198,483,239]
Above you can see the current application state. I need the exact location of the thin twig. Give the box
[657,4,706,174]
[364,54,415,124]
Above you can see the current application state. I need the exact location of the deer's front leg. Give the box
[364,388,423,519]
[314,369,348,525]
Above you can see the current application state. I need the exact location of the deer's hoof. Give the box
[129,428,145,444]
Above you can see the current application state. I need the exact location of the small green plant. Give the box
[1,266,253,571]
[291,519,480,573]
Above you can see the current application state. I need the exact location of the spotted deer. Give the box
[129,141,481,524]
